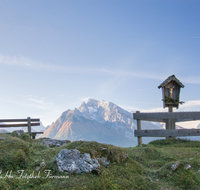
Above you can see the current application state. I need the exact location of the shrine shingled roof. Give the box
[158,75,185,89]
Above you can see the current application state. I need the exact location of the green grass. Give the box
[0,133,200,189]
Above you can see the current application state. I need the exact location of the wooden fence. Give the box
[133,111,200,145]
[0,117,42,139]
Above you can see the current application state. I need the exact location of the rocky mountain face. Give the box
[39,99,164,147]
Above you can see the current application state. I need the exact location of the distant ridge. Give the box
[0,129,9,133]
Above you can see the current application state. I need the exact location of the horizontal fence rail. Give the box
[135,129,200,137]
[0,119,40,122]
[133,112,200,122]
[0,123,40,127]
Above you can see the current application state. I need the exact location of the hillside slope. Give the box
[0,133,200,190]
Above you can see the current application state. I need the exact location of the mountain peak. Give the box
[78,102,88,112]
[39,98,167,147]
[76,98,130,123]
[80,99,116,112]
[87,98,99,104]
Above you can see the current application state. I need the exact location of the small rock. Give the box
[97,157,110,166]
[40,161,46,167]
[36,161,46,171]
[41,139,68,147]
[36,166,40,171]
[0,137,5,140]
[185,164,191,170]
[189,158,193,160]
[171,162,179,171]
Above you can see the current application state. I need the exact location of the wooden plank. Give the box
[0,118,40,122]
[140,119,166,122]
[134,129,200,137]
[31,119,40,122]
[27,117,31,136]
[0,123,40,127]
[138,118,199,122]
[3,132,43,134]
[31,132,43,134]
[136,111,142,145]
[133,112,200,121]
[0,119,27,122]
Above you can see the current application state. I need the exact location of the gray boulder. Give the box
[41,139,68,147]
[56,149,100,174]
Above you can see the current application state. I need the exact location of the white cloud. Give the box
[28,98,45,104]
[177,121,200,129]
[139,100,200,112]
[137,88,154,92]
[184,100,200,106]
[27,97,55,110]
[119,105,141,112]
[0,53,165,80]
[178,100,200,111]
[0,54,38,67]
[141,107,168,113]
[100,76,127,95]
[1,53,200,85]
[179,76,200,84]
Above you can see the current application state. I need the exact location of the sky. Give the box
[0,0,200,128]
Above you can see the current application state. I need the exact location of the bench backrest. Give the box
[0,117,40,135]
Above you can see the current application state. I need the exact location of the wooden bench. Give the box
[0,117,43,139]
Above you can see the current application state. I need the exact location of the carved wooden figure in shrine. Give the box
[158,75,184,109]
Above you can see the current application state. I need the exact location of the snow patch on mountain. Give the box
[88,107,97,114]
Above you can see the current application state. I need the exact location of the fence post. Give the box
[169,105,174,129]
[27,117,31,137]
[166,105,176,138]
[136,111,142,145]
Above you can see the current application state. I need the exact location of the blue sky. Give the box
[0,0,200,127]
